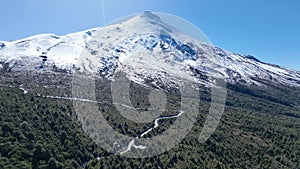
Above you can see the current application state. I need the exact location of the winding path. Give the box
[12,86,184,167]
[119,110,184,155]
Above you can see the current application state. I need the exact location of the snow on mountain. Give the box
[0,11,300,87]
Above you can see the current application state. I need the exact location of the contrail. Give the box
[100,0,106,26]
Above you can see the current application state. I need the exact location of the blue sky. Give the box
[1,0,299,70]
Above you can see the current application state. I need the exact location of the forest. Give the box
[0,78,299,168]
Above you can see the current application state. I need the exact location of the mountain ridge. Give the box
[0,12,299,87]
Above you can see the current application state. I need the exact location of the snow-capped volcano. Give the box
[0,11,300,87]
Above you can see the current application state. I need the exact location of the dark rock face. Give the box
[159,31,197,61]
[245,55,261,62]
[0,43,5,48]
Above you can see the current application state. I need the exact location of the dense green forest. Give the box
[0,87,109,168]
[0,76,299,168]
